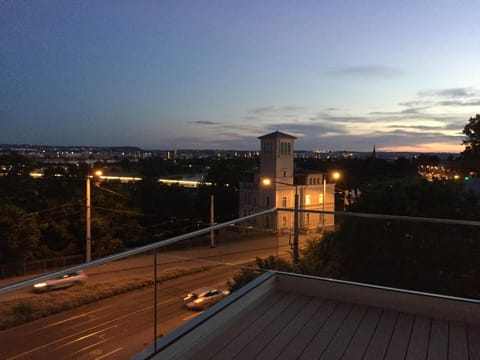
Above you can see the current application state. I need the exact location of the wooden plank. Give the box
[405,316,431,360]
[468,324,480,360]
[233,294,310,359]
[277,274,480,323]
[319,305,367,360]
[341,307,382,360]
[276,301,337,360]
[299,303,352,359]
[255,297,325,359]
[448,322,468,360]
[363,310,398,359]
[211,292,296,359]
[427,319,448,360]
[384,313,415,360]
[193,289,282,359]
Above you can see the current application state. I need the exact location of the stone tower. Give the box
[258,131,296,186]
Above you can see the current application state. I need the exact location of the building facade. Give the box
[239,131,336,233]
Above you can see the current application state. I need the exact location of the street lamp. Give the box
[322,171,341,230]
[86,170,102,262]
[262,178,299,264]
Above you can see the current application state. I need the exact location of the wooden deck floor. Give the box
[194,290,480,360]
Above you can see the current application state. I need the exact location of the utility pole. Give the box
[86,170,102,263]
[322,176,326,231]
[210,194,215,247]
[86,176,91,262]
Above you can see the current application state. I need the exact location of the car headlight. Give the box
[34,283,47,288]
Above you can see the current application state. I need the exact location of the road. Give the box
[0,232,304,359]
[0,266,239,360]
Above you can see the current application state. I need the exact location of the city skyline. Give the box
[1,1,479,153]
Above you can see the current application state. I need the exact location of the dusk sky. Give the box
[1,1,479,152]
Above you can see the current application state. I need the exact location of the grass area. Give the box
[0,264,216,331]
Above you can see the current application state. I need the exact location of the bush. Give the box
[12,300,35,322]
[227,256,294,292]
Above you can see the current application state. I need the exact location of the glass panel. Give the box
[2,208,479,359]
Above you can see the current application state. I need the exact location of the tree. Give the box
[302,178,480,298]
[462,114,480,154]
[227,256,294,292]
[204,158,256,189]
[0,205,42,263]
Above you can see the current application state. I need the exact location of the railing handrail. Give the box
[3,206,480,295]
[278,208,480,227]
[0,208,276,295]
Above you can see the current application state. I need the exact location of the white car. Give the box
[184,287,229,310]
[33,270,88,292]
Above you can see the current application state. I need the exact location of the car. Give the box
[33,270,88,293]
[183,287,229,310]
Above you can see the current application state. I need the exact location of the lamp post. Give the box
[86,170,102,262]
[262,178,299,263]
[322,171,341,231]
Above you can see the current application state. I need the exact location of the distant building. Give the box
[239,131,336,233]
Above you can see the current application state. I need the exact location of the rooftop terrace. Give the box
[149,271,480,360]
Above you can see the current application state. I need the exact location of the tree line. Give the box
[0,154,246,266]
[229,114,480,298]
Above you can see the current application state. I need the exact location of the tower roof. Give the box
[258,131,296,140]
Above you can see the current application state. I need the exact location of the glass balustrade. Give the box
[1,208,479,359]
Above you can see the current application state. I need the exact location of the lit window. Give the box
[305,194,311,205]
[319,194,324,204]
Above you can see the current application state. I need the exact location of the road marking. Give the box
[70,337,113,356]
[58,325,119,347]
[40,305,115,330]
[5,298,174,360]
[95,347,123,359]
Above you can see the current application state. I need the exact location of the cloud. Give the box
[248,106,274,115]
[247,105,306,117]
[437,100,480,107]
[419,87,476,98]
[189,121,222,125]
[268,122,349,137]
[414,87,480,108]
[311,113,375,123]
[327,65,404,79]
[188,89,475,152]
[385,124,447,132]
